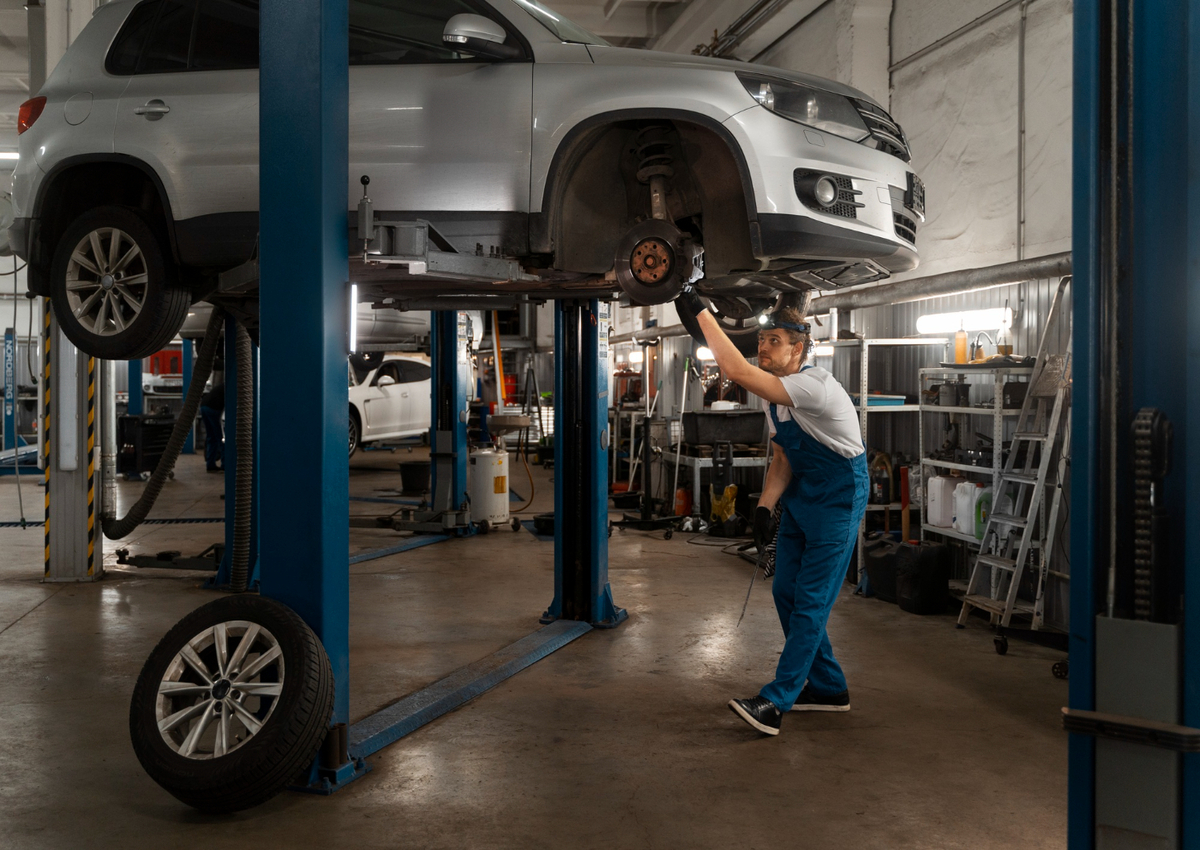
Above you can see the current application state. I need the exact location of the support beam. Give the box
[429,311,471,531]
[258,0,354,787]
[543,300,626,628]
[43,307,101,581]
[180,339,194,454]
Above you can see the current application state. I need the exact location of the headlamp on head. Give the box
[757,313,811,335]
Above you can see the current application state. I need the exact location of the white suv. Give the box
[9,0,924,360]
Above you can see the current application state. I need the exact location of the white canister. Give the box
[468,448,510,525]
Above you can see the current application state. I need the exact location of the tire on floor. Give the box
[129,595,334,813]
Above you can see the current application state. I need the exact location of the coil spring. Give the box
[635,124,675,184]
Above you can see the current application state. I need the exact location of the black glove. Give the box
[753,505,776,550]
[675,283,707,320]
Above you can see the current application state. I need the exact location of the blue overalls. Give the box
[761,380,869,711]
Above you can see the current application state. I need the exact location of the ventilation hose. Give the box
[230,321,253,593]
[102,306,225,540]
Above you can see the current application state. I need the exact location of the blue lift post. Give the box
[1071,0,1199,845]
[543,300,626,627]
[429,311,471,532]
[258,0,361,790]
[126,357,142,416]
[180,338,193,454]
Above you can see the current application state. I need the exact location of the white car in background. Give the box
[348,353,431,457]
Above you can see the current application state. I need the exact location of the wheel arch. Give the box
[531,109,760,277]
[27,154,179,296]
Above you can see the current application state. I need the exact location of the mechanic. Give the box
[675,286,868,736]
[200,362,225,474]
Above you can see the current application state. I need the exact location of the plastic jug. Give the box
[926,476,956,527]
[953,482,984,534]
[974,486,993,539]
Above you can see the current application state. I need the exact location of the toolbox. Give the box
[117,413,176,476]
[681,410,766,446]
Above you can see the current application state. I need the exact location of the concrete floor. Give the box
[0,449,1068,849]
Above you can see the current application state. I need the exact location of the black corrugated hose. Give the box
[229,321,253,593]
[102,306,225,541]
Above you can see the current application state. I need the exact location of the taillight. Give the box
[17,97,46,135]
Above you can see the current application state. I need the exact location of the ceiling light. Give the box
[628,349,644,364]
[0,152,18,161]
[696,347,716,362]
[812,345,835,357]
[915,307,1012,335]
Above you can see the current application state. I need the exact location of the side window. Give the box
[192,0,259,71]
[106,0,162,75]
[138,0,197,74]
[398,361,431,384]
[348,0,519,65]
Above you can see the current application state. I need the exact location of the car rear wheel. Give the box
[349,410,361,458]
[50,206,190,361]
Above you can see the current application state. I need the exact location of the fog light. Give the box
[813,176,838,208]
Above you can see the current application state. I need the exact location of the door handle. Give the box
[134,100,170,120]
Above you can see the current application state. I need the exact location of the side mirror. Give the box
[443,14,522,61]
[376,375,396,387]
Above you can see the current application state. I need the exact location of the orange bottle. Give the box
[954,323,968,363]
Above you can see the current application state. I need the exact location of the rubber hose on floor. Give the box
[102,306,225,540]
[229,321,253,593]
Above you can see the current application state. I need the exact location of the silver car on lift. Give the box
[8,0,924,360]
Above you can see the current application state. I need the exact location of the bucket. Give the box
[398,460,430,495]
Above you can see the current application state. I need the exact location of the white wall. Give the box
[749,0,1073,277]
[891,0,1072,277]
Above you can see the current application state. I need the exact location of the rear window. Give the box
[106,0,524,74]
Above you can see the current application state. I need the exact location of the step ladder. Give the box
[958,277,1072,631]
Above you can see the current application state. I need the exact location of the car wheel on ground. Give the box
[50,206,190,361]
[128,595,334,813]
[349,410,361,458]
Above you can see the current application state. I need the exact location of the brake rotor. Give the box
[630,238,673,285]
[614,219,696,305]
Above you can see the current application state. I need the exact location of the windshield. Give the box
[509,0,610,45]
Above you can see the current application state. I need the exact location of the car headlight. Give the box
[736,73,869,143]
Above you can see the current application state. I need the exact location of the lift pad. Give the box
[348,619,592,758]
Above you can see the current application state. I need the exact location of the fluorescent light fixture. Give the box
[629,349,644,364]
[696,346,716,362]
[0,152,18,160]
[915,307,1012,335]
[349,284,358,353]
[812,345,835,357]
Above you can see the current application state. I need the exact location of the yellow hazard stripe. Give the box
[86,357,95,575]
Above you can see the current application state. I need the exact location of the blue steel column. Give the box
[180,338,193,454]
[126,358,142,415]
[1186,0,1200,842]
[429,312,469,527]
[259,0,350,740]
[543,300,625,627]
[1068,0,1100,843]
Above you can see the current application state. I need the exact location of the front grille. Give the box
[854,100,911,163]
[894,213,917,244]
[794,171,863,219]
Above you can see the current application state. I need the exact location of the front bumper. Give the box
[753,213,918,273]
[723,105,922,273]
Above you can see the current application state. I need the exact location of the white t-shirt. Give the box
[763,366,865,459]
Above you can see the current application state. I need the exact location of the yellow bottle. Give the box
[954,324,968,363]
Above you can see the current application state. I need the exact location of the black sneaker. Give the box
[728,696,782,735]
[789,686,850,712]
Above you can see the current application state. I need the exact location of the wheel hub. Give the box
[212,679,232,700]
[630,238,673,285]
[100,273,115,291]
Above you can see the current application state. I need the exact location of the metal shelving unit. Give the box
[827,338,947,579]
[917,365,1034,551]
